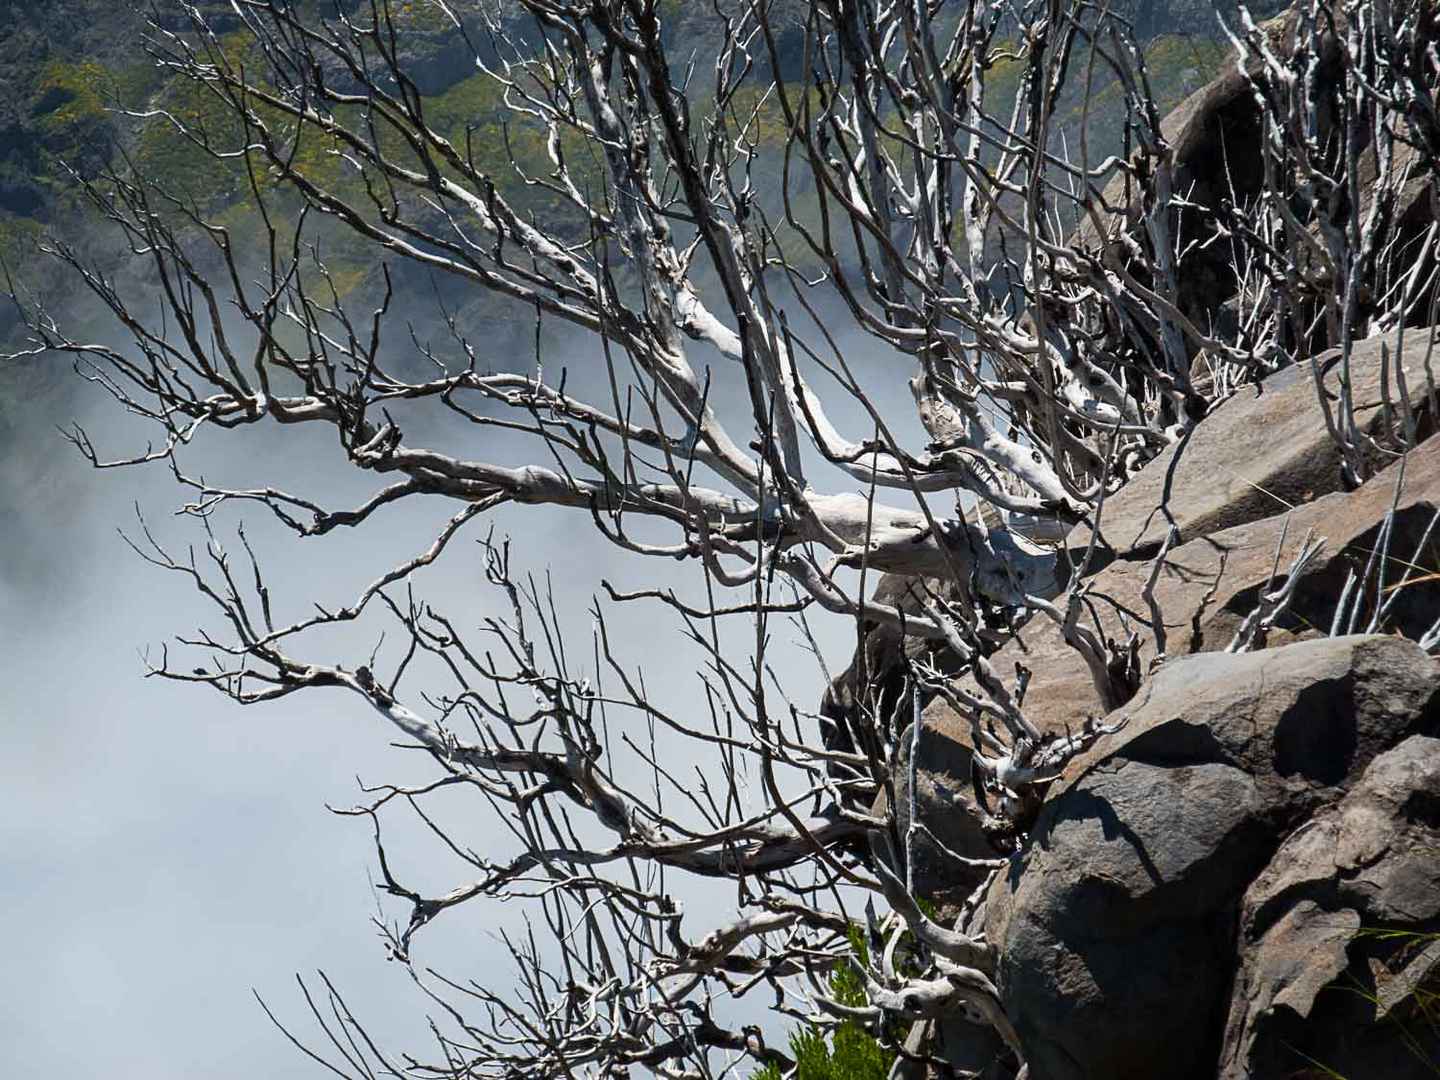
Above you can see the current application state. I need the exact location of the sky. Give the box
[0,384,554,1076]
[0,295,939,1076]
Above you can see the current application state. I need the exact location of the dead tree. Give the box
[7,0,1438,1075]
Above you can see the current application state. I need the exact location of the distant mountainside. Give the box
[0,0,1281,372]
[0,1,1272,225]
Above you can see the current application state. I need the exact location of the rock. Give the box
[1219,734,1440,1079]
[822,571,1008,906]
[1079,328,1440,560]
[1076,6,1340,326]
[981,636,1440,1080]
[891,1015,1011,1080]
[819,574,984,900]
[819,575,959,762]
[1078,4,1438,337]
[890,714,997,905]
[911,430,1440,876]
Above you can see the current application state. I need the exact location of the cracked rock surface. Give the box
[977,636,1440,1080]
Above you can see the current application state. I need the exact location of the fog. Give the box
[0,281,940,1077]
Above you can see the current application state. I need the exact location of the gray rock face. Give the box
[888,714,996,905]
[981,636,1440,1080]
[1076,11,1293,326]
[1078,5,1436,340]
[821,575,980,901]
[910,431,1440,886]
[1076,329,1439,560]
[820,574,961,762]
[1220,734,1440,1078]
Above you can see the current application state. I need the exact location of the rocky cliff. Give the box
[839,34,1440,1079]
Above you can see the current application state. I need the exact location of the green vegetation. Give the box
[391,1,457,33]
[0,215,43,271]
[26,55,168,179]
[753,924,909,1080]
[31,60,110,147]
[0,5,1245,371]
[130,43,250,209]
[1,7,1239,314]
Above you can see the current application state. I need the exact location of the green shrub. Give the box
[753,926,898,1080]
[31,59,114,171]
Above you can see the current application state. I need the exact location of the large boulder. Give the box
[888,713,998,905]
[1080,328,1439,560]
[1074,6,1350,325]
[820,575,978,901]
[981,635,1440,1080]
[1078,3,1437,338]
[1076,9,1302,325]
